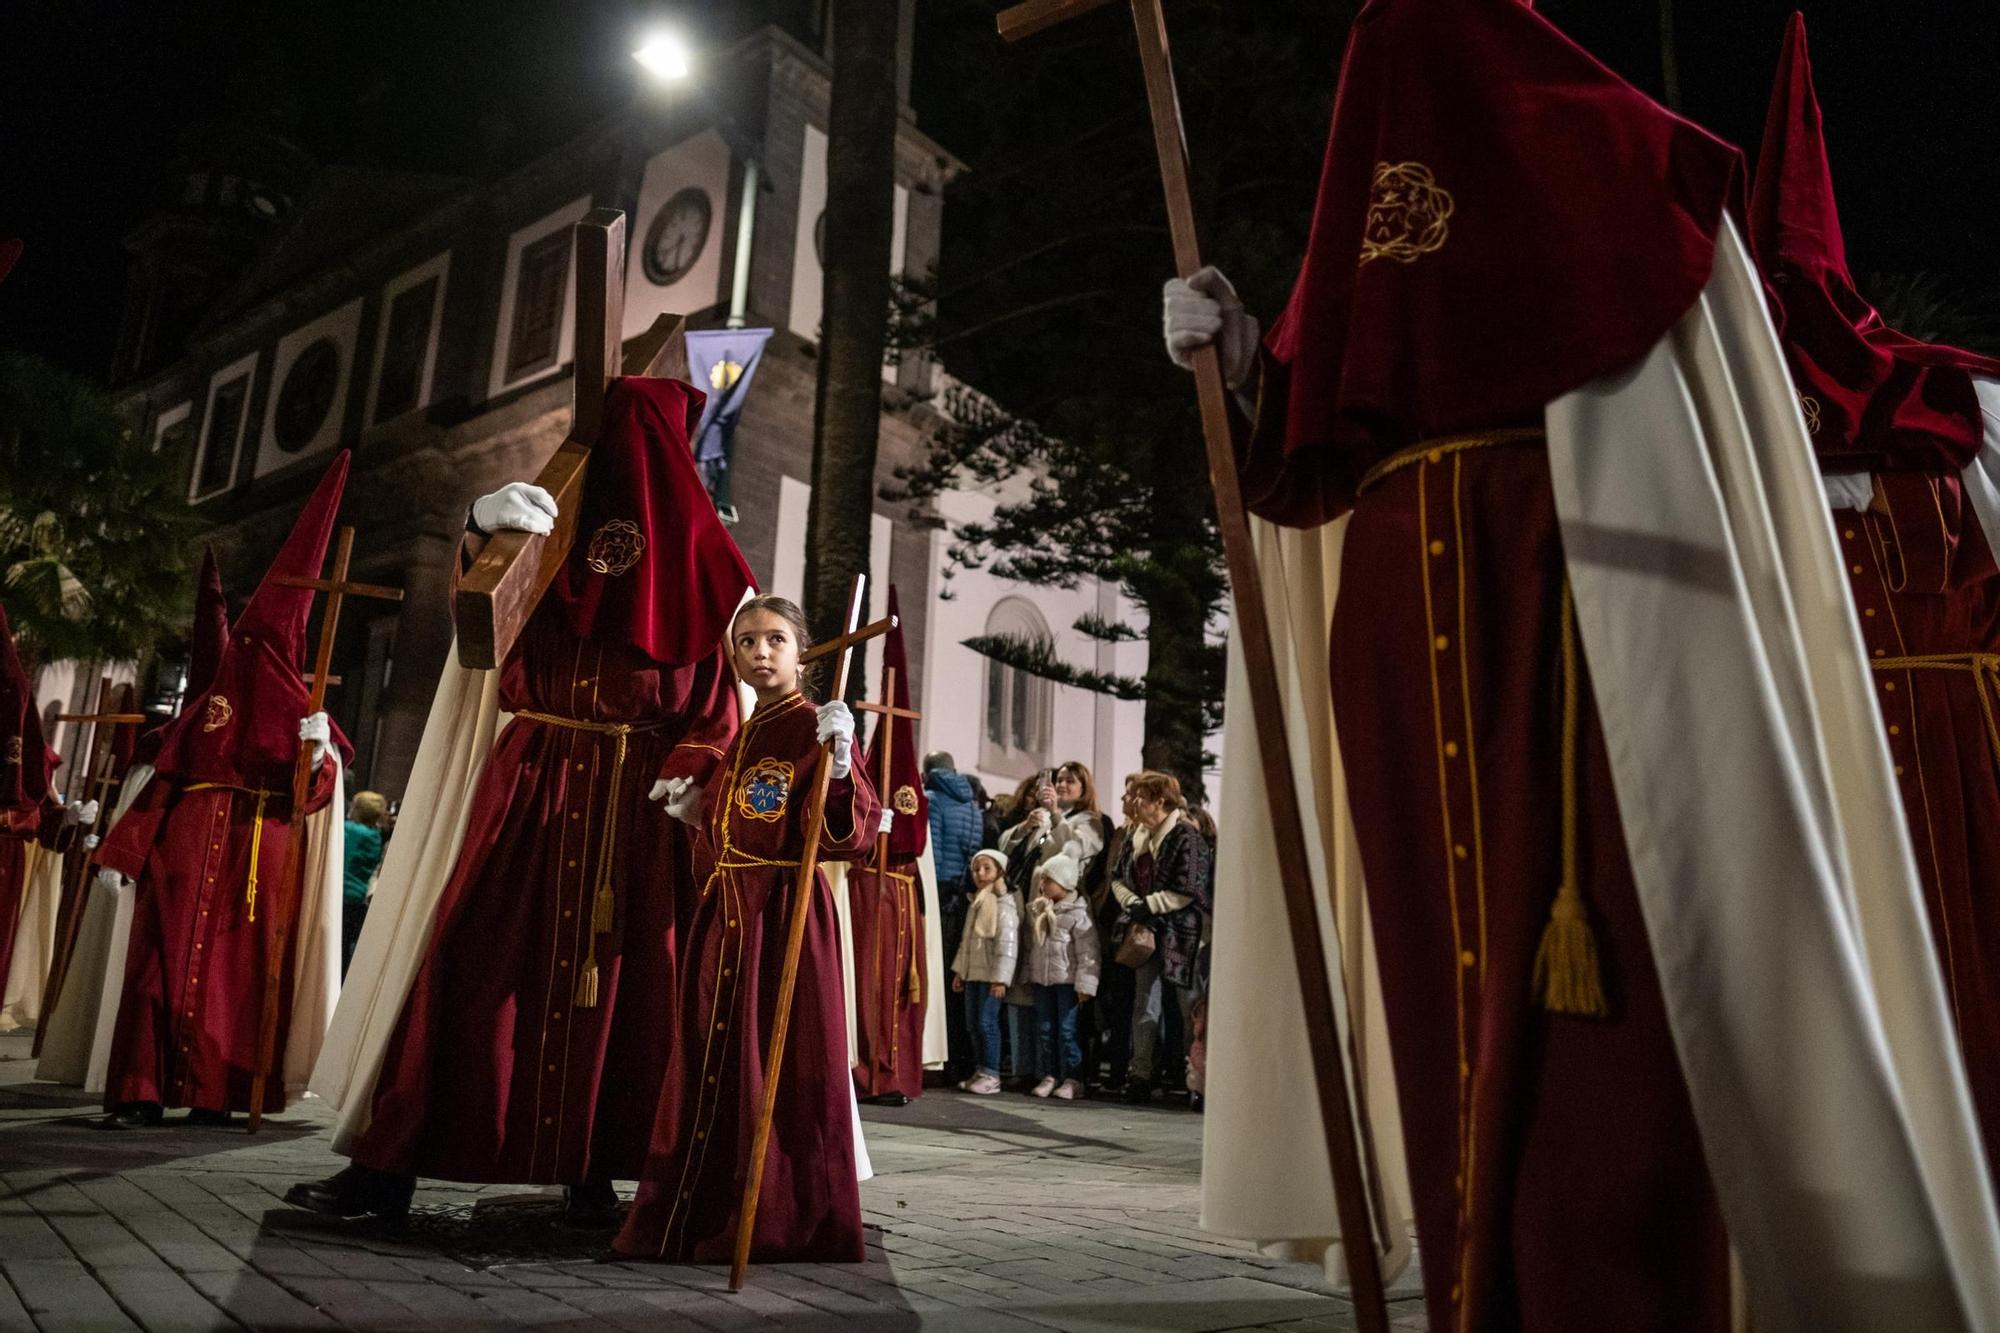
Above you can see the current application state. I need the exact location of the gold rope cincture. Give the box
[1529,583,1609,1017]
[868,865,924,1006]
[184,782,277,921]
[1871,653,2000,770]
[513,709,668,1008]
[1355,427,1547,497]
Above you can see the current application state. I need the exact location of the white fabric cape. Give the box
[1546,220,2000,1331]
[1959,379,2000,565]
[1200,219,2000,1328]
[35,763,155,1088]
[0,837,66,1030]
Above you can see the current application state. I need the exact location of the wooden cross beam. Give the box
[996,3,1390,1327]
[248,526,403,1132]
[452,208,697,671]
[34,678,146,1056]
[732,576,894,1292]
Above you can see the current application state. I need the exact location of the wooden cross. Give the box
[247,525,404,1132]
[453,209,697,670]
[33,678,146,1057]
[996,4,1390,1326]
[855,665,922,877]
[731,576,895,1292]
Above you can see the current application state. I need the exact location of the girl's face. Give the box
[1037,876,1068,903]
[1053,768,1083,806]
[970,856,1001,889]
[732,608,801,697]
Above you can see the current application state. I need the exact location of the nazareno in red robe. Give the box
[350,375,755,1185]
[1749,14,2000,1179]
[1237,1,1746,1327]
[849,584,928,1103]
[616,689,879,1264]
[97,455,354,1114]
[0,604,69,990]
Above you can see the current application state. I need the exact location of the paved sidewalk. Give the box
[0,1032,1423,1331]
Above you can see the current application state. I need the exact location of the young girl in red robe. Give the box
[616,595,880,1264]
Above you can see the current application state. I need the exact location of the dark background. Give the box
[3,0,1995,381]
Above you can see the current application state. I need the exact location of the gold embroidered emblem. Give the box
[736,757,794,822]
[4,736,20,766]
[203,694,233,732]
[1359,161,1454,266]
[893,784,920,816]
[586,519,645,576]
[1800,394,1822,436]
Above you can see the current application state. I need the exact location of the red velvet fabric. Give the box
[1245,0,1741,526]
[151,454,355,789]
[1749,14,2000,474]
[617,691,878,1264]
[554,378,757,668]
[350,597,738,1184]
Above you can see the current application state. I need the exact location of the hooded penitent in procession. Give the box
[295,376,751,1227]
[847,584,930,1107]
[1750,12,2000,1187]
[1170,1,2000,1329]
[36,549,227,1090]
[95,455,353,1128]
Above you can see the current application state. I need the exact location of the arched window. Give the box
[979,596,1053,778]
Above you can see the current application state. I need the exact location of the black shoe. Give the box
[96,1102,163,1130]
[1122,1080,1153,1105]
[186,1108,234,1127]
[1188,1092,1205,1115]
[561,1178,620,1231]
[284,1165,415,1223]
[870,1092,911,1107]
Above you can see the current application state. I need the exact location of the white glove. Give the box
[1163,266,1259,390]
[63,799,100,827]
[94,867,122,893]
[470,481,558,536]
[649,776,704,827]
[878,809,895,835]
[299,711,331,769]
[84,834,100,850]
[1822,472,1875,512]
[815,701,856,780]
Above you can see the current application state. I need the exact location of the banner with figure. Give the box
[684,328,774,523]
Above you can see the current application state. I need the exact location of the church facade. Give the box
[86,22,1149,810]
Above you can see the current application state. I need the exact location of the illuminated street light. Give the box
[631,30,692,82]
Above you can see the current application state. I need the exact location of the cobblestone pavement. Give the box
[0,1032,1425,1331]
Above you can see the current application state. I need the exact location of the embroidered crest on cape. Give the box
[1800,393,1822,436]
[586,519,646,576]
[1359,161,1454,266]
[3,737,19,766]
[893,784,920,816]
[736,757,794,822]
[203,694,233,732]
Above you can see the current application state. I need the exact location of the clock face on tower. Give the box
[273,336,340,452]
[643,187,713,287]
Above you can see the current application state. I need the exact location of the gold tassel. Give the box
[574,955,600,1009]
[592,882,615,934]
[906,877,924,1005]
[1533,583,1609,1018]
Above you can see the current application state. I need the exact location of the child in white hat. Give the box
[1018,851,1101,1099]
[950,849,1019,1095]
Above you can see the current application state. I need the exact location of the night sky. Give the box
[3,1,1996,380]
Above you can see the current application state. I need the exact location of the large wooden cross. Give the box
[32,678,145,1057]
[996,3,1389,1326]
[731,576,895,1292]
[453,209,696,670]
[246,525,405,1132]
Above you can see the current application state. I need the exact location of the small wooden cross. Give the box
[248,524,403,1132]
[995,3,1390,1326]
[855,665,922,874]
[453,209,697,671]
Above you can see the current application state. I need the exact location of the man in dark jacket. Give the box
[925,752,985,1081]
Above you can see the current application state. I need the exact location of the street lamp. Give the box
[631,30,693,83]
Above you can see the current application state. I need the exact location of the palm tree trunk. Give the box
[803,0,903,693]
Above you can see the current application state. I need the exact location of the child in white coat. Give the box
[950,849,1019,1095]
[1018,852,1101,1100]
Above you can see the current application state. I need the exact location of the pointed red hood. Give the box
[152,453,354,787]
[862,585,927,860]
[552,377,757,666]
[1244,0,1743,522]
[187,545,229,699]
[1749,13,2000,472]
[0,604,57,815]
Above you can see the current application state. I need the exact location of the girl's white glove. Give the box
[299,712,331,768]
[84,834,100,851]
[470,482,558,536]
[1163,266,1259,390]
[878,809,895,835]
[816,701,856,779]
[94,867,122,893]
[64,799,101,827]
[648,776,704,827]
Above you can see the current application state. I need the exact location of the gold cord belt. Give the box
[859,863,923,1004]
[512,710,669,1007]
[183,782,280,920]
[1870,653,2000,770]
[1356,427,1548,497]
